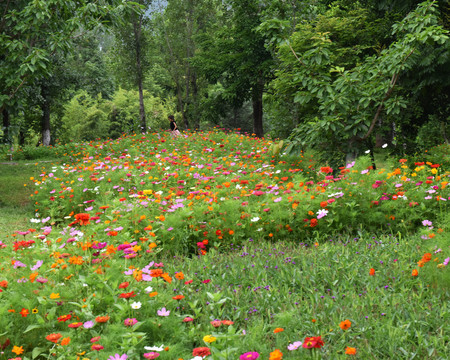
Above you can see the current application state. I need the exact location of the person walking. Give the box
[169,115,181,137]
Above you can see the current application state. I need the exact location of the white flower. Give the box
[144,286,153,293]
[382,143,388,148]
[251,217,260,222]
[316,209,329,219]
[365,150,371,154]
[131,301,142,309]
[144,345,165,352]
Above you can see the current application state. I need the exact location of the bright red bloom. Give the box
[119,291,136,299]
[20,308,29,317]
[302,336,324,349]
[193,347,211,357]
[57,314,72,322]
[75,213,90,225]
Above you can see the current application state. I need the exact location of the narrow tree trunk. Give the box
[41,84,51,146]
[133,16,146,132]
[2,108,10,144]
[252,81,264,138]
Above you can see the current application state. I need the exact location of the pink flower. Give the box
[240,352,259,359]
[124,318,137,326]
[143,352,160,359]
[157,307,170,316]
[183,317,194,322]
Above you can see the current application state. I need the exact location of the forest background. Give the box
[1,0,449,166]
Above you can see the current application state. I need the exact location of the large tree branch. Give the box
[360,47,416,141]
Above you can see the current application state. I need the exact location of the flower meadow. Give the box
[1,130,450,360]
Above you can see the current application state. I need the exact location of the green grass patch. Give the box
[0,160,60,237]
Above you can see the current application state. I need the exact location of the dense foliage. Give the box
[1,0,449,157]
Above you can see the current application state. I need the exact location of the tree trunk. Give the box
[2,108,10,144]
[41,84,51,146]
[252,81,264,138]
[133,15,146,132]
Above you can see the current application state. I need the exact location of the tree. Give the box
[269,1,448,165]
[0,0,132,145]
[112,0,153,132]
[192,0,274,137]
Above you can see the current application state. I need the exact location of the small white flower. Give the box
[144,344,165,352]
[251,217,260,222]
[365,150,370,154]
[144,286,153,293]
[131,301,142,309]
[382,143,388,148]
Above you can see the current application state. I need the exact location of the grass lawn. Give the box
[0,160,60,238]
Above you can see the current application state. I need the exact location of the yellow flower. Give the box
[203,335,217,343]
[50,293,60,299]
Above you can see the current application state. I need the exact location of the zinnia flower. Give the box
[345,346,357,355]
[339,319,351,330]
[45,333,62,343]
[192,347,211,357]
[203,335,217,343]
[143,352,160,359]
[240,352,260,360]
[124,318,138,326]
[302,336,324,349]
[269,349,283,360]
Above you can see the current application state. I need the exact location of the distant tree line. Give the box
[1,0,449,162]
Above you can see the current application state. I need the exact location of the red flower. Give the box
[193,347,211,357]
[310,218,318,227]
[91,344,104,351]
[119,291,136,299]
[369,268,375,276]
[118,282,129,289]
[302,336,324,349]
[20,308,29,317]
[57,314,72,322]
[46,333,62,343]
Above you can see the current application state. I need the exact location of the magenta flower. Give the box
[240,352,260,360]
[124,318,137,326]
[143,352,160,359]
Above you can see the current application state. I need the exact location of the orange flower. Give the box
[273,328,284,333]
[269,349,283,360]
[320,201,328,208]
[46,333,62,343]
[49,293,60,299]
[175,272,185,280]
[0,280,8,288]
[12,345,24,355]
[150,269,163,277]
[149,291,158,297]
[412,269,419,277]
[345,346,357,355]
[74,213,90,225]
[369,268,375,276]
[61,337,71,346]
[161,273,172,283]
[95,315,110,323]
[339,319,351,330]
[173,295,185,300]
